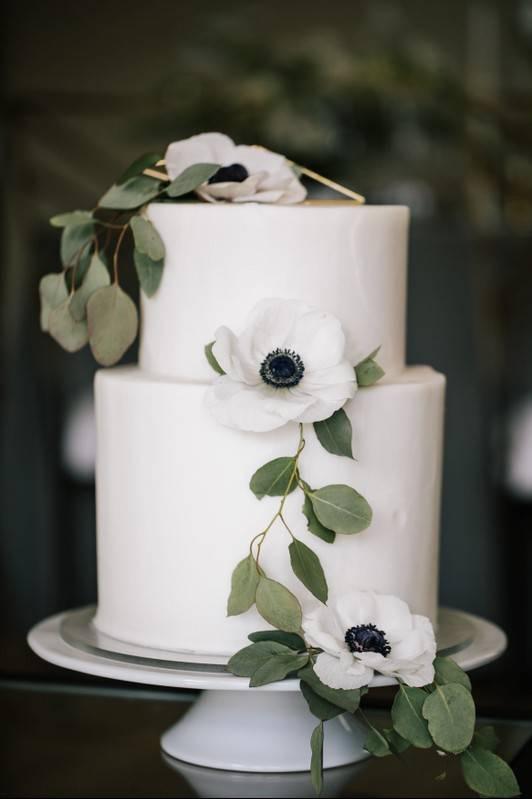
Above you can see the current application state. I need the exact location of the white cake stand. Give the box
[28,606,506,773]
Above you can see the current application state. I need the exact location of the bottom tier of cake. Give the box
[93,366,445,656]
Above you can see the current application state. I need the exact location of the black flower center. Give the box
[345,624,391,657]
[208,163,249,184]
[259,348,305,388]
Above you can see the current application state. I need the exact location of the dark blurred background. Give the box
[2,0,532,712]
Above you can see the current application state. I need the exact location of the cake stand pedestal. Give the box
[28,607,506,773]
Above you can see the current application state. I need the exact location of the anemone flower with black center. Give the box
[164,132,306,204]
[302,591,437,690]
[204,298,356,432]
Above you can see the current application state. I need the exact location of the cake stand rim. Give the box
[27,606,507,692]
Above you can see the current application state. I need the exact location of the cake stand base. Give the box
[160,689,368,771]
[28,607,507,774]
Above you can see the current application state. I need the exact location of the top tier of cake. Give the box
[141,203,409,381]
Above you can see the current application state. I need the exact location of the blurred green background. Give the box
[2,0,532,711]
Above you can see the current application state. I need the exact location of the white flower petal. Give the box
[205,378,285,432]
[293,397,350,424]
[301,605,346,655]
[165,133,234,179]
[212,327,261,385]
[314,652,373,690]
[373,594,414,641]
[290,311,347,371]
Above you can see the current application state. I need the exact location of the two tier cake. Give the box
[93,201,445,656]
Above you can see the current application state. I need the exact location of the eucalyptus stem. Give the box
[252,423,306,569]
[113,223,129,285]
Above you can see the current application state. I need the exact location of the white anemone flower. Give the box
[302,591,437,690]
[164,132,306,204]
[205,298,356,432]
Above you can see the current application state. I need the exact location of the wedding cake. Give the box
[93,200,445,655]
[40,134,521,797]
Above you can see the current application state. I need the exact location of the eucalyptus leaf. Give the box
[48,299,89,353]
[70,254,110,321]
[133,249,164,297]
[391,685,433,749]
[288,539,328,603]
[313,408,354,459]
[255,577,302,633]
[355,348,385,387]
[309,485,372,535]
[364,726,391,757]
[300,681,343,721]
[422,683,475,753]
[204,341,225,375]
[474,725,499,752]
[250,651,309,687]
[383,728,411,754]
[60,222,94,267]
[166,163,220,198]
[130,215,165,261]
[227,555,260,616]
[39,273,68,331]
[301,483,335,544]
[99,175,162,210]
[87,284,138,366]
[249,457,297,499]
[310,722,324,796]
[227,641,293,677]
[461,744,520,798]
[50,210,93,228]
[433,655,472,691]
[248,630,306,650]
[117,152,162,184]
[298,665,362,713]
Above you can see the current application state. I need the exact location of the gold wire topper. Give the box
[143,156,366,204]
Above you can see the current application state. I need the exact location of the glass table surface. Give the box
[2,680,531,799]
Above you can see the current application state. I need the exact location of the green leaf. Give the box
[117,152,162,184]
[299,665,362,713]
[301,483,335,544]
[355,348,385,387]
[300,681,343,720]
[87,284,138,366]
[39,273,68,331]
[227,641,293,677]
[165,163,220,198]
[474,725,499,752]
[48,299,89,353]
[309,485,372,535]
[70,254,110,322]
[310,722,324,796]
[249,457,297,499]
[50,210,93,228]
[129,215,165,261]
[313,408,354,459]
[365,726,391,757]
[382,728,411,754]
[227,555,260,616]
[60,222,94,267]
[255,577,302,633]
[204,341,225,375]
[288,539,328,603]
[391,685,433,749]
[250,651,309,687]
[99,175,162,210]
[433,656,472,691]
[248,630,306,650]
[422,683,475,753]
[461,744,520,798]
[133,249,164,297]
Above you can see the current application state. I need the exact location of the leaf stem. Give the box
[113,223,129,285]
[252,424,306,569]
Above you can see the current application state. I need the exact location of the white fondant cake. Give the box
[93,202,445,656]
